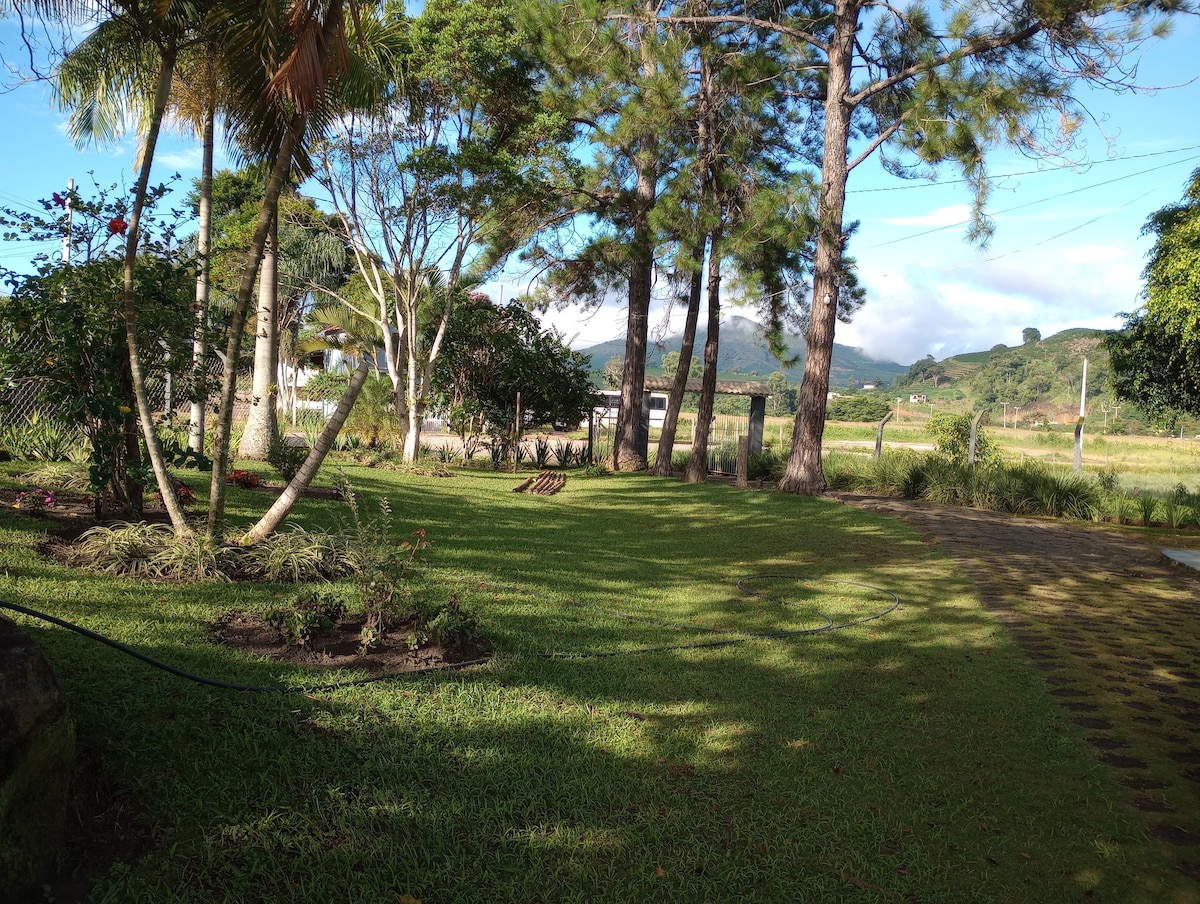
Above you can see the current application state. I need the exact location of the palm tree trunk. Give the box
[241,357,370,543]
[189,102,214,455]
[239,207,281,459]
[207,113,305,538]
[121,43,191,536]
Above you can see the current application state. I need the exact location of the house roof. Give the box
[641,376,772,397]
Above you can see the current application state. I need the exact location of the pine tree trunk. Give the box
[612,169,655,472]
[685,227,723,483]
[779,3,856,496]
[612,11,660,472]
[650,254,704,476]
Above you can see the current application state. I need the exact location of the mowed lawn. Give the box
[2,465,1191,903]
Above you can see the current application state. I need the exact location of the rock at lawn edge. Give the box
[0,614,75,904]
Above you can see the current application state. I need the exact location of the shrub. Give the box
[267,440,309,482]
[826,394,892,422]
[551,441,575,467]
[927,413,996,466]
[265,590,348,647]
[748,449,785,482]
[71,522,176,576]
[533,436,552,469]
[150,534,236,582]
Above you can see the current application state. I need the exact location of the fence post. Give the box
[874,411,893,461]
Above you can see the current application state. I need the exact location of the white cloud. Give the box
[840,242,1139,364]
[155,148,204,171]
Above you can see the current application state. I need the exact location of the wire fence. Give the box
[0,329,255,449]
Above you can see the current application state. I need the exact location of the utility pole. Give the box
[61,178,74,265]
[1073,357,1088,474]
[1001,401,1009,429]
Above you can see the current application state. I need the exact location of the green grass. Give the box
[0,465,1192,902]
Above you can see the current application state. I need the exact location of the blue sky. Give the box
[2,14,1197,366]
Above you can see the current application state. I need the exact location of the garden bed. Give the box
[209,610,492,674]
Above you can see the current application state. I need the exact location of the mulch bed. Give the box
[209,611,492,675]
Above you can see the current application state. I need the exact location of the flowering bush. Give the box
[227,469,261,489]
[14,487,55,511]
[153,479,196,508]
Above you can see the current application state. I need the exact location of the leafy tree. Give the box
[1107,168,1200,418]
[640,0,1186,495]
[826,394,891,422]
[0,184,197,515]
[1022,327,1042,345]
[314,0,567,464]
[660,350,702,379]
[431,297,597,450]
[898,355,944,388]
[927,413,995,466]
[766,371,794,416]
[603,355,625,389]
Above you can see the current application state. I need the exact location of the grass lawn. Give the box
[1,464,1193,902]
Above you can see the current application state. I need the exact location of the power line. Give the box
[846,144,1200,194]
[862,153,1200,251]
[928,183,1166,275]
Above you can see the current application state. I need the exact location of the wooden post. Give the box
[874,411,893,461]
[736,435,749,488]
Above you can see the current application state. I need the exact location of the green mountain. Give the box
[898,328,1118,421]
[578,315,907,387]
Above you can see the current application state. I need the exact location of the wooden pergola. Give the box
[637,377,772,461]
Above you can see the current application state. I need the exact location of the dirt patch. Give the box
[209,611,492,675]
[0,483,344,536]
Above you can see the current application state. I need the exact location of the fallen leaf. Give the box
[655,864,666,878]
[397,895,421,904]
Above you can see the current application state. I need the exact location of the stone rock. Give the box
[0,614,75,904]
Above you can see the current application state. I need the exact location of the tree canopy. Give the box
[431,296,597,441]
[1107,168,1200,417]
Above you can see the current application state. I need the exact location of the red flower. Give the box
[108,216,128,236]
[52,192,67,208]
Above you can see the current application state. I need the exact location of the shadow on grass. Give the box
[2,473,1189,902]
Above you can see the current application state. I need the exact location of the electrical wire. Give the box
[846,144,1200,194]
[862,152,1200,250]
[0,576,901,693]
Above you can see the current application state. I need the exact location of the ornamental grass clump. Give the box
[72,521,175,576]
[239,527,350,583]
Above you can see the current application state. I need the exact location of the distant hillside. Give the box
[897,328,1120,423]
[578,315,907,386]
